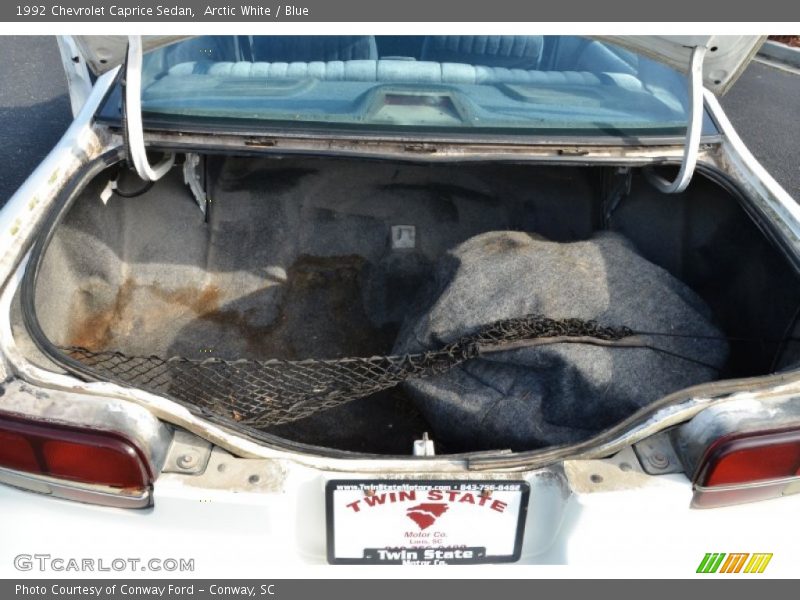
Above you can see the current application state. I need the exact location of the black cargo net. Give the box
[61,315,634,427]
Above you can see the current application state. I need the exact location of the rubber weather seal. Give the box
[123,35,175,182]
[644,45,707,194]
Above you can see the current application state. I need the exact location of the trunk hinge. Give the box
[602,166,632,226]
[123,35,175,182]
[183,153,210,217]
[644,45,707,195]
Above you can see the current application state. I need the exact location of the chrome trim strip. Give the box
[694,475,800,493]
[0,466,151,509]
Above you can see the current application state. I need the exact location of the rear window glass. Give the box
[125,35,714,137]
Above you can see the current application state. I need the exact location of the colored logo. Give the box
[405,503,449,530]
[696,553,772,574]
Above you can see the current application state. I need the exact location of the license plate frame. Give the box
[326,479,530,565]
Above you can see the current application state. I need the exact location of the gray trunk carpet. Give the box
[394,230,729,451]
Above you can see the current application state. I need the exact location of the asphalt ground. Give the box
[721,58,800,199]
[0,36,798,203]
[0,36,72,205]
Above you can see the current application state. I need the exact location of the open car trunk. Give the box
[22,155,800,455]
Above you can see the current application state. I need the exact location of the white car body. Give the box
[0,35,798,576]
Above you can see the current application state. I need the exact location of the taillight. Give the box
[0,412,152,490]
[692,428,800,508]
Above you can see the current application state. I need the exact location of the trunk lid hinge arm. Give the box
[123,35,175,182]
[183,153,210,218]
[602,166,633,226]
[644,45,707,195]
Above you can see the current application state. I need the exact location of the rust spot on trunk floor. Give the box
[68,279,136,351]
[68,279,224,353]
[148,283,223,315]
[67,255,395,360]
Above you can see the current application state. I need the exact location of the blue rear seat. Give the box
[250,36,378,62]
[421,36,544,70]
[166,59,643,89]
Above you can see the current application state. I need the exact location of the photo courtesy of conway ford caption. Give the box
[0,35,797,569]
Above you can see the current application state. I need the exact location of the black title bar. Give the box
[3,0,800,22]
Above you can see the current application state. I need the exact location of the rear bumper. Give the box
[0,457,796,576]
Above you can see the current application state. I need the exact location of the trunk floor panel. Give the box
[41,158,594,361]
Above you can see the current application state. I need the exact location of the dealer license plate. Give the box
[326,480,530,564]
